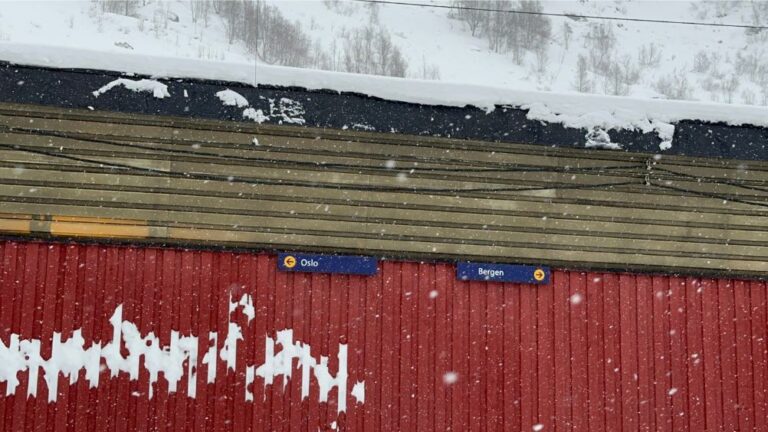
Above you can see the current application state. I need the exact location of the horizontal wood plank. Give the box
[0,102,766,276]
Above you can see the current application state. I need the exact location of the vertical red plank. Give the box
[0,242,16,430]
[502,279,521,432]
[570,272,589,432]
[399,263,417,431]
[718,279,738,431]
[346,270,365,432]
[364,265,383,432]
[94,247,118,432]
[153,250,173,432]
[175,252,195,432]
[244,255,258,432]
[134,249,155,432]
[29,242,54,431]
[685,278,706,432]
[12,243,36,432]
[228,253,248,430]
[668,276,689,432]
[701,278,723,431]
[652,276,673,432]
[469,280,488,432]
[316,272,332,430]
[112,247,130,432]
[272,265,289,431]
[751,280,767,432]
[215,254,232,432]
[29,245,51,432]
[586,272,606,432]
[326,273,343,423]
[288,270,305,432]
[72,246,96,432]
[52,245,78,432]
[619,274,639,432]
[433,264,450,432]
[85,247,103,432]
[520,282,538,432]
[185,251,202,432]
[733,280,755,432]
[554,270,573,432]
[19,244,37,432]
[452,273,470,432]
[379,262,398,431]
[194,252,213,432]
[416,264,435,432]
[37,244,60,430]
[536,276,555,432]
[335,274,350,429]
[636,275,655,431]
[602,272,621,431]
[112,247,127,432]
[486,281,504,432]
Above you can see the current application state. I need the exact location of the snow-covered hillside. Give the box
[0,0,766,107]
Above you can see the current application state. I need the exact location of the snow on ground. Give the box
[1,1,767,147]
[4,42,768,148]
[0,0,766,104]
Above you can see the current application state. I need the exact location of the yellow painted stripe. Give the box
[0,218,31,234]
[49,221,150,238]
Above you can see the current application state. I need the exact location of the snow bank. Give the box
[3,43,768,138]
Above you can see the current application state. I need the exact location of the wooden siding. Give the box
[1,240,768,431]
[0,102,767,276]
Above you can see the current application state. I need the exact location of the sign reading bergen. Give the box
[278,252,378,276]
[457,262,550,284]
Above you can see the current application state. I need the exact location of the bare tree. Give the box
[693,51,711,73]
[637,43,661,68]
[573,54,591,93]
[562,22,572,49]
[654,69,692,100]
[585,22,615,75]
[98,0,140,16]
[721,74,740,103]
[455,0,485,36]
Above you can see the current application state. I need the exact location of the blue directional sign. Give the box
[457,262,550,284]
[277,252,378,276]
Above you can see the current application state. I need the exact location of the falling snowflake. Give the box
[443,372,458,385]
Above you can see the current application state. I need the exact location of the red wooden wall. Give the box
[1,239,767,432]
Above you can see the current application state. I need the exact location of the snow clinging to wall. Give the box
[0,293,362,414]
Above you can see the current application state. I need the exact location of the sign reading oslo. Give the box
[457,262,550,284]
[277,252,378,276]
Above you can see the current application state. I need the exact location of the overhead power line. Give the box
[0,142,641,195]
[5,127,645,176]
[352,0,768,30]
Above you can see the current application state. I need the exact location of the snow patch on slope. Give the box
[216,89,249,108]
[92,77,170,99]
